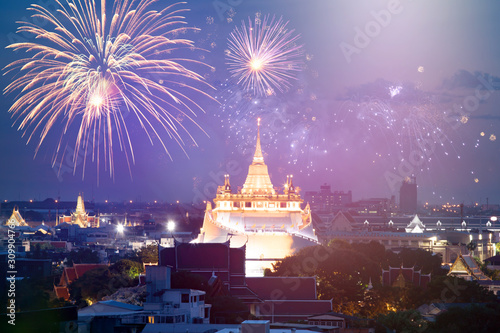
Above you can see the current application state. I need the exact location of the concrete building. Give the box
[399,177,417,214]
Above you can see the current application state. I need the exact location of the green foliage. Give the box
[427,303,500,333]
[4,276,72,312]
[271,241,389,315]
[66,248,100,266]
[69,266,136,308]
[376,310,427,333]
[271,241,495,319]
[422,276,496,303]
[209,295,250,324]
[387,248,445,277]
[111,259,143,279]
[137,244,158,264]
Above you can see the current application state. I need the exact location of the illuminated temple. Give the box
[58,194,99,228]
[195,120,318,276]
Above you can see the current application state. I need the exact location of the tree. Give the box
[376,309,427,333]
[210,296,250,324]
[8,276,71,312]
[111,259,143,279]
[388,248,445,277]
[69,267,135,308]
[428,303,500,333]
[66,248,100,266]
[271,241,388,315]
[422,276,496,304]
[137,244,158,264]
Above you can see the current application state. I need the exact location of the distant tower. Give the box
[399,177,417,214]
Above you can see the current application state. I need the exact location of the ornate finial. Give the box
[252,118,264,164]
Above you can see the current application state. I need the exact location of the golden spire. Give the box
[241,118,275,195]
[253,117,264,165]
[76,193,85,215]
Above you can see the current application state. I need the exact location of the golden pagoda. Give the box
[195,119,318,276]
[58,194,99,228]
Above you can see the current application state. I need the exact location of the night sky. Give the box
[0,0,499,205]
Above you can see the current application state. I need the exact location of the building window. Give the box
[245,202,252,208]
[280,202,287,208]
[181,294,189,303]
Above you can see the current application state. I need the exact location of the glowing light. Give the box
[389,85,402,98]
[474,178,479,183]
[480,132,485,136]
[4,0,213,177]
[250,58,264,71]
[490,134,496,141]
[167,221,176,232]
[116,224,124,233]
[226,14,303,96]
[418,66,424,73]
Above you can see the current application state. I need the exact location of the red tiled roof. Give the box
[64,268,77,285]
[257,300,332,322]
[74,264,107,278]
[50,241,67,248]
[246,277,317,300]
[269,300,332,315]
[54,286,70,300]
[382,266,431,288]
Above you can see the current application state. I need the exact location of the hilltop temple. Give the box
[195,120,318,276]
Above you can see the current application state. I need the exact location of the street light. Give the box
[167,221,176,232]
[116,223,124,234]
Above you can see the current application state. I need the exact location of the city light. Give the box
[116,224,124,233]
[167,221,176,232]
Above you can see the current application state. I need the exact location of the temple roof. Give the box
[6,207,28,227]
[405,214,426,233]
[241,120,275,195]
[448,253,490,280]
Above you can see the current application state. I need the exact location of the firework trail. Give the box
[3,0,214,178]
[226,14,303,96]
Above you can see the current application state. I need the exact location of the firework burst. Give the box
[3,0,213,178]
[226,15,303,96]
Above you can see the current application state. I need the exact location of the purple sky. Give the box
[0,0,499,205]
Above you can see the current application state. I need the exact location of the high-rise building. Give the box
[194,121,318,276]
[399,177,417,214]
[304,184,352,212]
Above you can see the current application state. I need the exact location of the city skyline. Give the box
[0,0,499,205]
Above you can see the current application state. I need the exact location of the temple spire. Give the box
[76,193,85,215]
[253,118,264,165]
[241,118,275,195]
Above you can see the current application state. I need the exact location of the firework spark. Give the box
[3,0,213,178]
[226,15,303,96]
